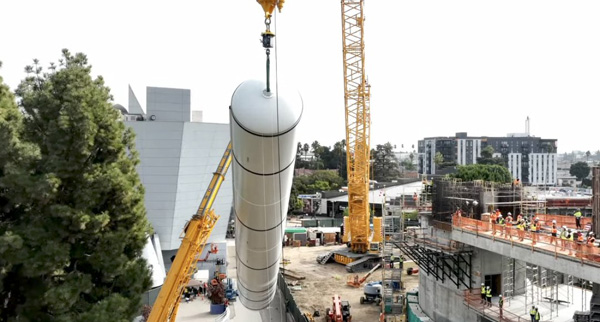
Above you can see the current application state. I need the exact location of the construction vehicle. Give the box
[325,295,353,322]
[198,244,218,262]
[147,142,232,322]
[224,278,238,301]
[347,263,381,287]
[360,281,382,305]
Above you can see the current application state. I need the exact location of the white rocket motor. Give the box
[230,79,302,311]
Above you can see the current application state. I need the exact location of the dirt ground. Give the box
[281,245,420,322]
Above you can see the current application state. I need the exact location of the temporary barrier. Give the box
[452,215,600,267]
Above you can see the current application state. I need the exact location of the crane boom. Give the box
[342,0,371,254]
[148,142,233,322]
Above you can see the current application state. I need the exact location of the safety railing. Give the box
[529,214,592,230]
[405,227,466,253]
[452,215,600,267]
[463,289,550,322]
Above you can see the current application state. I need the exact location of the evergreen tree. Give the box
[451,164,512,183]
[1,50,152,321]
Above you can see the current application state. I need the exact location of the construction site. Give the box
[4,0,592,322]
[139,0,600,316]
[128,0,600,320]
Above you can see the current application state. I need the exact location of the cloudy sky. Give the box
[1,0,599,153]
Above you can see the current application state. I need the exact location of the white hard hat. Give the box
[482,283,485,286]
[508,212,512,215]
[499,295,503,298]
[552,220,557,223]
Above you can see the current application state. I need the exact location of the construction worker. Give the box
[574,209,583,230]
[491,210,498,235]
[390,255,395,268]
[530,219,537,245]
[480,283,486,304]
[550,220,558,245]
[517,220,525,241]
[588,232,596,246]
[505,215,513,239]
[497,214,505,237]
[530,306,536,322]
[486,286,492,307]
[535,307,541,321]
[567,229,574,256]
[498,294,504,318]
[560,226,568,251]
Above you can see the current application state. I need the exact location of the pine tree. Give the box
[1,50,152,321]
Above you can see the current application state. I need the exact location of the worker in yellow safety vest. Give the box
[530,306,536,322]
[486,286,492,307]
[535,307,541,321]
[517,220,525,241]
[574,209,583,229]
[480,283,486,304]
[530,221,537,245]
[567,229,574,255]
[560,226,567,251]
[498,295,504,318]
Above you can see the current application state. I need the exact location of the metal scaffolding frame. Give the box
[397,238,473,289]
[381,204,404,320]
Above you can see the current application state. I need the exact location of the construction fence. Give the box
[278,272,309,322]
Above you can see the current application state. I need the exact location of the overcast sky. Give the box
[1,0,599,153]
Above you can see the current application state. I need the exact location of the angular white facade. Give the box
[122,86,232,251]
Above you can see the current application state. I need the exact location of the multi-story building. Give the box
[418,132,557,185]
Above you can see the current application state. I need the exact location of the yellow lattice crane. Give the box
[341,0,374,255]
[147,142,232,322]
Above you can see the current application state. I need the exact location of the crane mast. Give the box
[342,0,371,254]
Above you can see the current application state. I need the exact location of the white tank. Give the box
[230,80,302,310]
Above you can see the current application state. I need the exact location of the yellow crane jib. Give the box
[257,0,285,18]
[147,142,233,322]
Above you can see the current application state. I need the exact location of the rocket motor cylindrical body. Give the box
[230,80,302,310]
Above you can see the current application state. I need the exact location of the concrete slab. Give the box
[452,229,600,284]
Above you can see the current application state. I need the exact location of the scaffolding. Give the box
[381,204,403,320]
[502,257,514,303]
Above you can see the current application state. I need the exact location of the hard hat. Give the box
[591,232,595,236]
[552,220,557,223]
[535,217,539,221]
[499,295,503,298]
[508,212,512,215]
[481,283,485,286]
